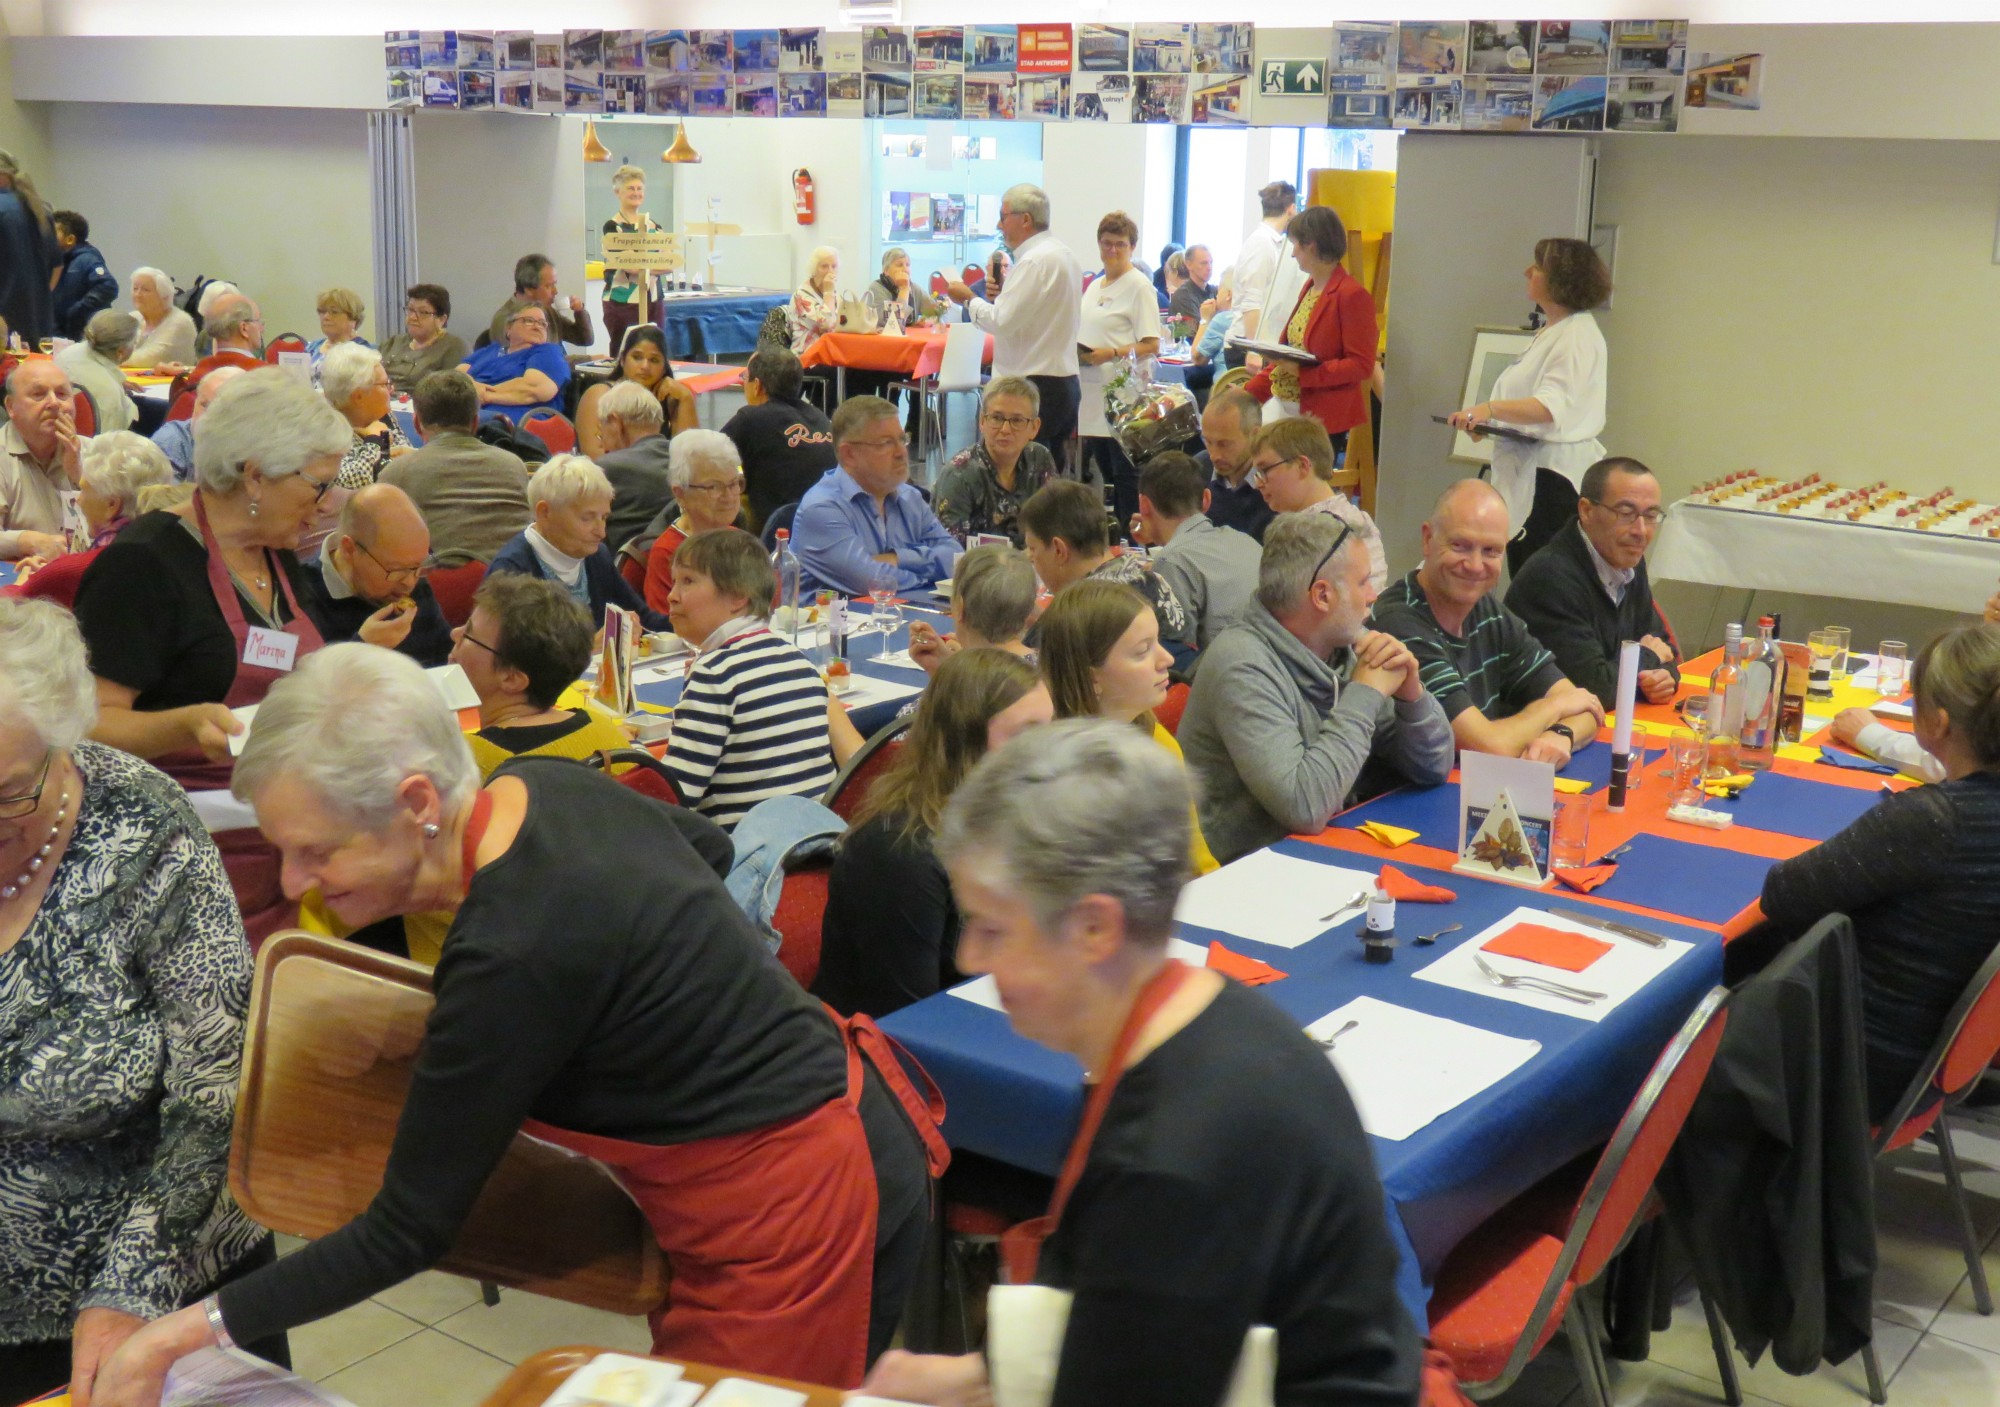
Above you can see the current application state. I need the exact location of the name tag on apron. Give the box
[243,626,300,672]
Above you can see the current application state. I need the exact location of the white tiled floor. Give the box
[287,1122,2000,1407]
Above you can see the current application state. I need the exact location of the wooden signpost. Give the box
[599,229,682,324]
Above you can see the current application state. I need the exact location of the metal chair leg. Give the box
[1563,1304,1612,1407]
[480,1281,500,1307]
[1697,1285,1743,1407]
[1936,1118,1994,1315]
[1860,1338,1887,1404]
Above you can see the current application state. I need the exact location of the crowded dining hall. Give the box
[7,9,2000,1407]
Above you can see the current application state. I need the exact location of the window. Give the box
[1183,128,1250,273]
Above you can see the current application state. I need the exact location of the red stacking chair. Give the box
[585,747,683,807]
[1427,985,1731,1406]
[1155,680,1192,737]
[521,408,577,456]
[426,561,486,628]
[822,714,914,822]
[70,386,98,436]
[770,860,831,990]
[165,390,196,422]
[264,333,308,363]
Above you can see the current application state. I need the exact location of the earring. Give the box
[423,823,440,839]
[248,500,260,518]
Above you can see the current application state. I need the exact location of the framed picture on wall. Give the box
[1451,325,1536,465]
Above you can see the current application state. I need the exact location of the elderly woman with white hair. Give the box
[5,430,173,607]
[91,644,944,1404]
[126,267,197,373]
[791,245,841,354]
[73,367,349,941]
[324,342,410,490]
[487,453,667,630]
[52,308,141,433]
[628,427,745,613]
[861,718,1423,1407]
[0,598,274,1407]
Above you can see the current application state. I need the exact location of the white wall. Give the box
[0,6,49,176]
[663,116,869,294]
[1042,123,1177,270]
[39,102,372,338]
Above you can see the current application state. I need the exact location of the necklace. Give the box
[2,778,71,901]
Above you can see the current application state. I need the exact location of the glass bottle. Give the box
[771,528,802,649]
[1707,623,1744,778]
[1738,616,1784,772]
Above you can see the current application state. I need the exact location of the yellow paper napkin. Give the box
[1553,777,1591,795]
[1357,820,1420,848]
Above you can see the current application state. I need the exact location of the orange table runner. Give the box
[800,328,992,379]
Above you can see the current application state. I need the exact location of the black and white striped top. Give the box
[665,624,837,829]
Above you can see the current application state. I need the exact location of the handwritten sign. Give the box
[243,626,300,673]
[601,230,683,269]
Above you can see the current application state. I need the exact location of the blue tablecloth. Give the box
[1707,770,1886,841]
[1589,832,1776,926]
[0,561,15,589]
[880,837,1724,1327]
[652,292,788,360]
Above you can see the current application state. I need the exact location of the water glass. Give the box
[1807,630,1840,700]
[1552,793,1592,870]
[1878,639,1909,697]
[1825,626,1852,680]
[1679,693,1711,738]
[1668,729,1709,809]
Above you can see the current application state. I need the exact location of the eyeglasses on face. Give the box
[982,412,1034,429]
[0,749,53,820]
[356,539,434,583]
[1588,501,1666,528]
[847,437,906,453]
[1245,455,1295,487]
[685,477,746,495]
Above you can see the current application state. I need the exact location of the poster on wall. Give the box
[534,35,562,69]
[735,31,781,71]
[1078,25,1131,72]
[1463,74,1533,129]
[688,30,733,74]
[387,30,420,64]
[1398,23,1466,75]
[604,30,644,72]
[863,26,913,73]
[563,30,601,70]
[1072,72,1132,122]
[1394,73,1461,129]
[603,72,646,113]
[420,31,457,67]
[423,68,460,107]
[1328,73,1392,129]
[459,70,495,109]
[459,32,495,70]
[734,71,778,115]
[1333,23,1392,73]
[565,69,603,113]
[1532,73,1606,128]
[1134,24,1191,73]
[782,72,827,115]
[916,72,964,118]
[966,74,1018,119]
[1683,51,1761,108]
[1017,73,1069,120]
[497,70,533,110]
[691,73,731,115]
[781,28,825,71]
[1016,24,1073,74]
[915,27,965,73]
[497,31,534,69]
[865,72,912,117]
[1134,74,1190,123]
[1192,73,1247,125]
[1606,72,1677,130]
[387,67,420,108]
[827,70,864,118]
[1536,22,1610,74]
[644,31,687,71]
[1612,20,1686,73]
[534,53,565,112]
[968,27,1017,73]
[1193,24,1254,74]
[650,74,692,115]
[1468,22,1536,75]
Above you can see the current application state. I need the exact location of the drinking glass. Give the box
[866,564,902,661]
[1878,640,1909,697]
[1552,794,1592,870]
[1668,729,1709,809]
[1825,626,1852,680]
[1679,694,1711,738]
[1807,630,1840,701]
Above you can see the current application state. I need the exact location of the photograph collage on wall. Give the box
[385,21,1722,137]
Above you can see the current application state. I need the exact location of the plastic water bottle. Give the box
[1738,616,1784,772]
[1707,622,1745,778]
[772,529,802,648]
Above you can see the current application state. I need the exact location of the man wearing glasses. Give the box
[299,483,453,665]
[1507,456,1681,709]
[1179,512,1453,863]
[792,395,959,595]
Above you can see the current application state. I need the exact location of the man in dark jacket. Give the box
[1506,455,1680,711]
[51,211,119,341]
[299,482,455,667]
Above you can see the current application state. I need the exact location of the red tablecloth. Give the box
[799,328,992,380]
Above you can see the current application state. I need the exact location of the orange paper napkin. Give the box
[1377,865,1456,903]
[1553,865,1617,893]
[1481,924,1614,973]
[1206,941,1288,986]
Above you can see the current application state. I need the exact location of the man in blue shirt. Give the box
[458,302,571,423]
[792,395,959,594]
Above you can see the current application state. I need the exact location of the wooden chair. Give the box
[822,713,914,822]
[230,932,669,1315]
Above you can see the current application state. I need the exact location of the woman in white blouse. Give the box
[125,267,197,374]
[789,245,841,355]
[1077,210,1162,538]
[1449,237,1611,572]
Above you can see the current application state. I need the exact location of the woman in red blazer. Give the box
[1244,205,1377,446]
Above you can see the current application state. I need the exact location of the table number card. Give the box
[1455,752,1554,889]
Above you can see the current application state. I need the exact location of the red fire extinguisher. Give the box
[792,168,816,225]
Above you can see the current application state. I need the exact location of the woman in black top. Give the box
[1761,622,2000,1120]
[862,719,1421,1407]
[816,649,1052,1018]
[94,644,943,1407]
[577,325,696,458]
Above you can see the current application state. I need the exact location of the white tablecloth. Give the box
[1650,501,2000,613]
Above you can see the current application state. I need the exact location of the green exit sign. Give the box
[1260,58,1326,96]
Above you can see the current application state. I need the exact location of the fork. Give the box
[1472,952,1605,1004]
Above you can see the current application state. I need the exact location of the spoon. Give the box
[1314,1019,1360,1049]
[1412,923,1463,947]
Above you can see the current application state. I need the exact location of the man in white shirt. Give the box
[947,183,1083,464]
[0,360,85,560]
[1224,180,1297,371]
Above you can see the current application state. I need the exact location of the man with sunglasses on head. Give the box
[298,483,453,666]
[1506,456,1681,709]
[1180,511,1453,864]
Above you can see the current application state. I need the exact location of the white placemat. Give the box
[1311,995,1542,1141]
[1173,850,1380,949]
[1412,906,1694,1023]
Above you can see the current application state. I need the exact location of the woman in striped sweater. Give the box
[663,527,836,829]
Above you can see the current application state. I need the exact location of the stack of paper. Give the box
[1309,996,1542,1141]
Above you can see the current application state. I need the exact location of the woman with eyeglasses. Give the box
[324,343,411,490]
[72,368,350,942]
[932,375,1055,548]
[457,301,571,423]
[1246,415,1387,592]
[377,283,467,397]
[1447,236,1612,573]
[635,429,748,615]
[1076,211,1162,537]
[0,599,280,1407]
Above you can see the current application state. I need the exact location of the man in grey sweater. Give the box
[1180,512,1456,863]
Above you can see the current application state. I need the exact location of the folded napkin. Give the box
[1553,777,1592,795]
[1817,745,1898,775]
[1482,924,1614,973]
[1553,865,1617,893]
[1356,820,1420,848]
[1377,865,1456,903]
[1206,941,1287,987]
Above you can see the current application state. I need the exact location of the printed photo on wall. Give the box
[1612,20,1687,74]
[1394,73,1462,128]
[966,75,1019,119]
[863,26,913,74]
[1194,24,1254,74]
[459,69,496,109]
[1135,24,1192,73]
[782,72,827,115]
[1467,22,1537,75]
[603,72,647,113]
[916,73,964,119]
[1134,74,1190,123]
[534,36,563,69]
[1192,74,1248,125]
[603,30,646,72]
[458,32,496,70]
[688,30,733,74]
[1606,72,1679,130]
[497,73,533,110]
[649,74,692,115]
[423,68,460,107]
[645,31,690,71]
[915,27,965,73]
[534,67,564,111]
[562,30,602,71]
[827,70,864,117]
[734,31,781,71]
[1532,73,1606,129]
[1684,52,1761,109]
[886,192,912,239]
[1078,25,1132,72]
[1328,73,1392,129]
[934,195,966,237]
[1536,22,1610,75]
[420,32,457,68]
[387,38,421,68]
[1463,74,1534,130]
[564,69,602,112]
[1333,23,1393,73]
[386,69,420,107]
[1017,25,1074,75]
[1072,72,1132,121]
[864,72,912,117]
[968,26,1018,73]
[734,72,779,115]
[1017,73,1070,120]
[497,31,535,70]
[1397,23,1466,76]
[691,75,731,115]
[780,28,825,71]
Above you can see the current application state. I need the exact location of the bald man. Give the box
[300,482,454,665]
[0,359,86,560]
[150,363,244,481]
[1370,478,1605,768]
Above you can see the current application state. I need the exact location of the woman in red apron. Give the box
[91,643,948,1407]
[70,367,348,944]
[859,719,1425,1407]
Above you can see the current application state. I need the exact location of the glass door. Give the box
[868,119,1043,299]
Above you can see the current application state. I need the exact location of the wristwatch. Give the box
[203,1296,236,1351]
[1544,722,1577,746]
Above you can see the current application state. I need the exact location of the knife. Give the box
[1549,907,1668,948]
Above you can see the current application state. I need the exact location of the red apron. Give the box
[1000,959,1193,1286]
[520,1014,948,1388]
[156,493,324,945]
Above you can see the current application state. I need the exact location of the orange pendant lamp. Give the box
[581,118,612,162]
[662,120,701,164]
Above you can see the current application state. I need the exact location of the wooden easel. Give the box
[1342,227,1391,517]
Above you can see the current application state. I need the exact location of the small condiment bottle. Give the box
[1363,888,1396,964]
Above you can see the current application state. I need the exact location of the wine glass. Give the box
[867,563,902,660]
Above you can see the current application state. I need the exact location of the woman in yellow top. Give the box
[1038,578,1218,874]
